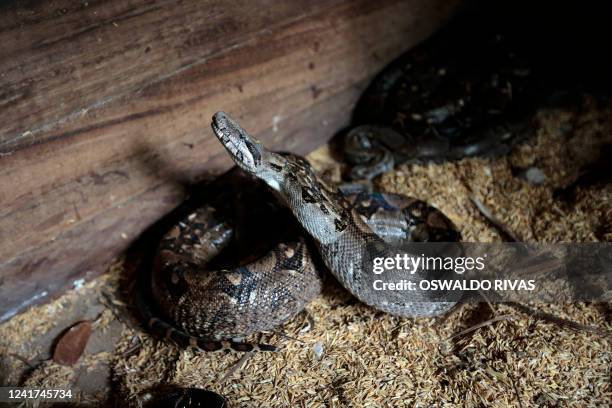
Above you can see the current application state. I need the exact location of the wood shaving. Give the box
[0,96,610,406]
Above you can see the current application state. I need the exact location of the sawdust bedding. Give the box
[0,96,610,407]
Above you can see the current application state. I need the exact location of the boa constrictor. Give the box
[139,112,460,352]
[341,12,538,180]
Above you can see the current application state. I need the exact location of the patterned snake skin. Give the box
[139,112,461,352]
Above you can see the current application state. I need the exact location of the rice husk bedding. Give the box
[0,95,610,407]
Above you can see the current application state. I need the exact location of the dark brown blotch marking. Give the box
[334,218,348,232]
[231,342,254,352]
[301,187,316,203]
[163,263,190,298]
[198,341,223,351]
[269,162,283,172]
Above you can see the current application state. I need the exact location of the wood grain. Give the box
[0,0,459,321]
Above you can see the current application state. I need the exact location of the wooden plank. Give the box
[0,0,459,321]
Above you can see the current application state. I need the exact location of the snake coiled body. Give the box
[342,14,538,180]
[141,112,460,351]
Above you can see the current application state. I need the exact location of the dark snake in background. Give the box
[341,10,542,180]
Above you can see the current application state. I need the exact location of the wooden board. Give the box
[0,0,459,321]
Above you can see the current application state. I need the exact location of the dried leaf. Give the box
[53,320,92,366]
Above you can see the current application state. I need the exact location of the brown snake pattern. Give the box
[138,112,461,352]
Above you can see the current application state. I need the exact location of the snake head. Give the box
[212,112,287,189]
[211,112,346,243]
[212,111,266,173]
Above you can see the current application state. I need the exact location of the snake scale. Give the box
[138,112,460,352]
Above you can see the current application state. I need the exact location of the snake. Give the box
[342,12,539,180]
[138,112,461,352]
